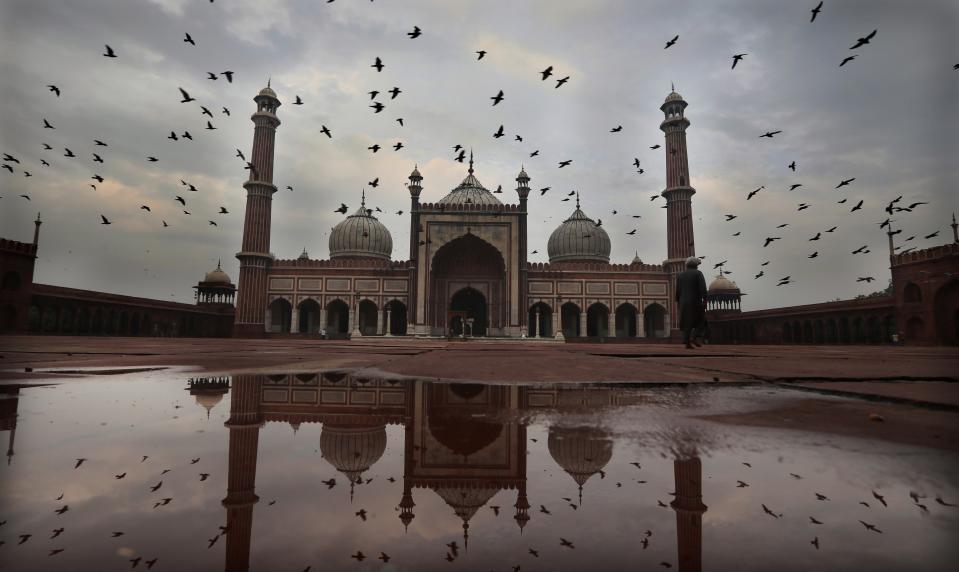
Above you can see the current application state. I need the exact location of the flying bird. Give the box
[836,178,855,188]
[100,215,111,225]
[371,57,384,72]
[294,95,303,105]
[810,1,823,22]
[320,125,332,138]
[555,76,570,88]
[558,160,572,168]
[760,130,782,138]
[476,50,487,60]
[840,55,857,67]
[493,125,505,138]
[103,44,117,58]
[850,30,877,50]
[665,35,679,49]
[221,71,234,83]
[732,53,747,69]
[408,25,422,39]
[541,65,553,80]
[47,84,60,97]
[178,87,195,103]
[788,161,796,171]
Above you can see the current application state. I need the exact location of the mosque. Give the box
[232,84,709,339]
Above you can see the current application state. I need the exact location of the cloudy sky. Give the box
[1,0,956,310]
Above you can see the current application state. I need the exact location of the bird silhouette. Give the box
[762,504,781,518]
[872,491,887,507]
[294,95,303,105]
[850,30,877,49]
[183,32,195,46]
[476,50,487,60]
[665,35,679,49]
[372,57,384,72]
[732,53,747,69]
[560,538,575,548]
[558,160,572,168]
[555,76,570,88]
[493,125,505,138]
[811,536,820,549]
[760,130,782,138]
[840,55,857,67]
[408,25,421,39]
[836,178,856,188]
[859,520,882,533]
[810,1,823,22]
[51,528,64,539]
[491,90,504,105]
[74,458,87,468]
[103,45,117,58]
[178,87,195,103]
[320,125,332,138]
[47,84,61,97]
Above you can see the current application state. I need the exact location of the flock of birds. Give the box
[1,0,954,296]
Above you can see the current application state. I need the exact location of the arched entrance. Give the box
[358,300,378,336]
[905,316,924,342]
[268,298,292,333]
[386,300,407,335]
[586,303,609,337]
[298,299,322,334]
[449,287,487,336]
[615,303,637,338]
[934,279,959,345]
[1,305,16,332]
[644,303,666,338]
[430,234,506,336]
[326,299,349,336]
[561,303,580,338]
[528,302,553,338]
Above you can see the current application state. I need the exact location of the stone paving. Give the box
[1,335,956,390]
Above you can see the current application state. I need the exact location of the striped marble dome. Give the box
[547,201,611,263]
[437,158,502,206]
[329,194,393,260]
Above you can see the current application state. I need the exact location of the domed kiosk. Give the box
[706,270,742,313]
[194,261,235,306]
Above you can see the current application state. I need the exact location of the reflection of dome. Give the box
[194,392,224,414]
[328,192,393,260]
[319,423,387,484]
[297,247,309,261]
[547,198,611,263]
[438,157,502,206]
[708,274,740,293]
[547,426,613,488]
[435,486,500,524]
[203,260,232,284]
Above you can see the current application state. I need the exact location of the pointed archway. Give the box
[450,287,487,336]
[430,234,506,336]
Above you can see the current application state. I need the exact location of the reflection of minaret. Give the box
[0,387,20,465]
[222,375,262,572]
[670,457,707,572]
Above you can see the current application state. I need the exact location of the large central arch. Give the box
[450,287,487,336]
[430,234,506,336]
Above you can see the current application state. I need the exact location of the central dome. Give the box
[438,157,502,206]
[329,192,393,260]
[547,198,611,263]
[203,261,232,284]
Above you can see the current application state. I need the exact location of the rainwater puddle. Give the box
[0,371,957,571]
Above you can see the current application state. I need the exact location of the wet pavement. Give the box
[1,369,958,571]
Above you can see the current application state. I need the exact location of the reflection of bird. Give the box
[539,505,551,515]
[379,553,391,562]
[872,491,887,507]
[761,504,781,518]
[352,551,366,561]
[811,536,820,549]
[321,478,336,489]
[355,509,367,521]
[560,538,575,549]
[55,505,69,515]
[737,480,749,488]
[815,493,829,501]
[809,517,823,525]
[936,496,956,507]
[150,481,163,492]
[858,520,882,533]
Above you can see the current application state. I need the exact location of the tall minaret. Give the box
[951,213,958,243]
[516,166,531,335]
[222,375,263,572]
[407,166,423,334]
[660,87,696,265]
[234,83,281,338]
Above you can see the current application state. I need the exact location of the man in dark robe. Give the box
[675,256,707,349]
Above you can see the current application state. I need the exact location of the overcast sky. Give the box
[1,0,956,309]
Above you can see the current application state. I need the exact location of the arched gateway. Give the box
[430,234,506,337]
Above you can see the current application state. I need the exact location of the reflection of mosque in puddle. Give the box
[0,385,19,465]
[217,373,707,572]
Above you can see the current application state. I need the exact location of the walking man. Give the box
[675,256,707,349]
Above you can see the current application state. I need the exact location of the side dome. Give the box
[329,195,393,260]
[547,201,611,263]
[438,156,502,206]
[708,274,740,293]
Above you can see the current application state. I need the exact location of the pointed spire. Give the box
[267,77,271,88]
[361,189,366,208]
[575,191,580,210]
[463,522,469,553]
[216,258,222,271]
[468,149,474,174]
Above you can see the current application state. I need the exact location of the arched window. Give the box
[903,282,922,303]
